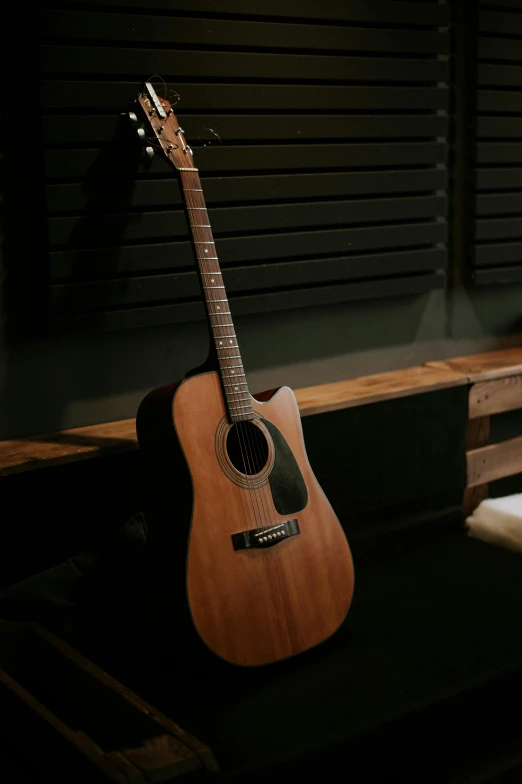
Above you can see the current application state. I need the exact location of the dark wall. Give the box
[0,0,521,439]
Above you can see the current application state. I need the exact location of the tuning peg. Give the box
[128,111,139,125]
[137,127,146,140]
[143,146,155,159]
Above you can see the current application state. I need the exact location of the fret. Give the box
[229,394,251,401]
[212,321,233,327]
[198,257,218,260]
[228,402,253,411]
[183,188,203,192]
[206,298,228,303]
[214,333,235,338]
[201,271,221,275]
[210,310,231,315]
[216,345,238,350]
[187,207,207,210]
[223,381,247,387]
[221,364,244,369]
[220,354,242,360]
[206,286,225,289]
[194,241,215,245]
[192,224,211,228]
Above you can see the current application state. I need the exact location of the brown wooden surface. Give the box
[0,364,465,476]
[463,416,491,516]
[0,419,137,477]
[174,371,355,666]
[294,364,466,417]
[467,434,522,488]
[426,347,522,383]
[469,376,522,419]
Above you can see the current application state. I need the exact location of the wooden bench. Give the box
[1,348,521,515]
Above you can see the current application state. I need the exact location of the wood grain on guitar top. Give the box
[172,371,354,667]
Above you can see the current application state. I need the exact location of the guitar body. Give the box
[140,370,354,667]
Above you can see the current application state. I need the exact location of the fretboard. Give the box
[180,169,254,423]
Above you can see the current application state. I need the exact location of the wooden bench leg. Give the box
[463,416,490,518]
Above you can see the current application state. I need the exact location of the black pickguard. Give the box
[261,418,308,516]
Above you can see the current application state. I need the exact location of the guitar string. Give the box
[183,177,271,529]
[186,179,276,531]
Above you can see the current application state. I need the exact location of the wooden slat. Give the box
[467,435,522,487]
[475,240,522,267]
[295,366,466,417]
[46,169,448,212]
[474,266,522,284]
[478,91,522,113]
[48,196,448,247]
[40,46,449,83]
[43,113,450,146]
[50,222,448,278]
[477,143,522,165]
[478,37,522,61]
[41,82,449,112]
[477,167,522,190]
[463,417,491,516]
[479,9,522,35]
[478,63,522,88]
[426,348,522,383]
[476,217,522,241]
[50,249,447,313]
[0,363,464,477]
[476,193,522,215]
[45,142,448,179]
[52,273,445,331]
[41,10,449,54]
[469,376,522,418]
[477,117,522,138]
[80,0,450,27]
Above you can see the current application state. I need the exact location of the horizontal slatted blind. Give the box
[475,0,522,284]
[40,0,450,331]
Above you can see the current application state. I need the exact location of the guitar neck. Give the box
[179,169,254,423]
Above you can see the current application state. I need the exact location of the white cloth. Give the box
[466,494,522,554]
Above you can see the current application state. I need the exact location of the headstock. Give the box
[129,81,195,171]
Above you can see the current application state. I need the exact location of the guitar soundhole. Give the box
[226,422,269,476]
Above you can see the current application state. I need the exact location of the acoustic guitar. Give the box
[132,82,354,667]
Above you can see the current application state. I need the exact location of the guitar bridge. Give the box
[231,519,300,551]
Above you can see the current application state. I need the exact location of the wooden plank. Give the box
[40,46,449,83]
[467,435,522,487]
[295,366,466,417]
[469,376,522,418]
[478,63,522,88]
[426,348,522,382]
[50,222,448,278]
[477,117,522,138]
[42,113,450,146]
[476,193,522,215]
[475,240,522,267]
[46,169,448,212]
[79,0,450,26]
[41,10,449,54]
[478,90,522,113]
[0,362,462,476]
[478,36,522,61]
[45,142,448,179]
[48,196,448,248]
[474,266,522,284]
[0,419,138,476]
[479,9,522,35]
[51,273,445,331]
[41,82,449,112]
[463,417,491,516]
[50,249,447,313]
[477,167,522,190]
[476,217,522,241]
